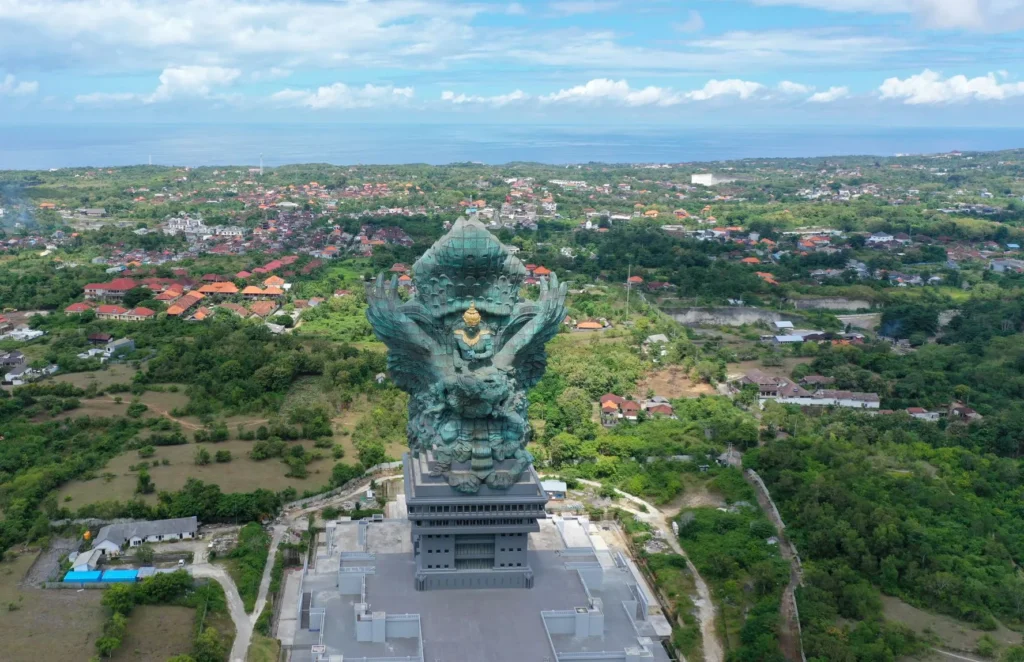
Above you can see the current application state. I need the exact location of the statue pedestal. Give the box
[402,452,549,591]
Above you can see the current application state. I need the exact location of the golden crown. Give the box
[463,302,481,327]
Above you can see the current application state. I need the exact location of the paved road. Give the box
[192,562,253,662]
[252,525,286,621]
[572,478,724,662]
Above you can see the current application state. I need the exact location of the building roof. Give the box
[242,285,264,295]
[126,307,155,317]
[600,393,625,405]
[576,321,603,330]
[249,301,277,317]
[906,407,928,414]
[96,305,128,315]
[94,517,197,549]
[65,302,93,313]
[541,479,567,492]
[263,275,285,287]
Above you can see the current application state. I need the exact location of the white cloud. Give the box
[879,69,1024,104]
[75,65,240,105]
[0,73,38,96]
[808,85,850,102]
[148,66,240,102]
[441,89,529,106]
[540,79,684,106]
[674,10,705,32]
[505,2,527,15]
[0,0,483,71]
[747,0,1024,32]
[548,1,618,16]
[271,83,414,109]
[778,81,812,95]
[539,77,766,106]
[685,79,764,101]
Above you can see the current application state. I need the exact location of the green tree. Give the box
[214,449,232,463]
[100,583,136,615]
[192,627,225,662]
[135,468,155,494]
[194,447,212,466]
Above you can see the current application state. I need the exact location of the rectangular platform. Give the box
[403,452,549,590]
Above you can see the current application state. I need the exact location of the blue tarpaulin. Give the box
[63,570,102,582]
[101,569,139,583]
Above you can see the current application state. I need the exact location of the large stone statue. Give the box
[367,217,567,493]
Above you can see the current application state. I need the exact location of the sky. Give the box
[1,0,1024,127]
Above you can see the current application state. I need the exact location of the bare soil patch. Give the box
[638,367,715,400]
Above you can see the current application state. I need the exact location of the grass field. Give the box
[111,605,195,661]
[247,634,282,662]
[0,549,106,662]
[54,363,141,389]
[57,439,337,507]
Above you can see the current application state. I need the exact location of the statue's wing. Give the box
[502,272,568,389]
[366,274,441,392]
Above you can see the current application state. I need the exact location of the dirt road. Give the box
[572,478,724,662]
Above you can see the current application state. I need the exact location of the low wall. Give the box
[791,297,872,311]
[666,307,783,327]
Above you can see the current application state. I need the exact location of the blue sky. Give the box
[1,0,1023,126]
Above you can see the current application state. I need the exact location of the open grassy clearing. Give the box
[727,357,813,381]
[53,363,141,389]
[110,605,195,661]
[57,439,337,507]
[0,549,106,662]
[882,595,1021,653]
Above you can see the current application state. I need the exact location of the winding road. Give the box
[572,477,724,662]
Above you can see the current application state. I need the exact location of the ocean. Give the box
[1,124,1022,170]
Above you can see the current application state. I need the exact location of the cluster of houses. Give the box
[733,369,881,409]
[1,349,59,385]
[75,336,136,364]
[0,315,46,342]
[599,393,677,426]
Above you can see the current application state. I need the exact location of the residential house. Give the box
[166,292,204,317]
[96,305,128,320]
[249,301,278,318]
[122,307,155,322]
[105,338,135,359]
[907,407,940,422]
[92,517,198,556]
[218,302,249,317]
[84,278,137,301]
[65,302,93,314]
[197,282,239,297]
[949,402,983,422]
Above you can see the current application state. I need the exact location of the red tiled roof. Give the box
[96,305,128,315]
[65,302,93,313]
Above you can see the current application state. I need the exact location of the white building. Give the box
[92,516,198,556]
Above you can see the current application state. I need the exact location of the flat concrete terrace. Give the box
[285,517,671,662]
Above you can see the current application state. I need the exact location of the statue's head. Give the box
[412,217,526,321]
[463,301,481,328]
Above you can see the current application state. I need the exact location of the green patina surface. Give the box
[367,217,567,493]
